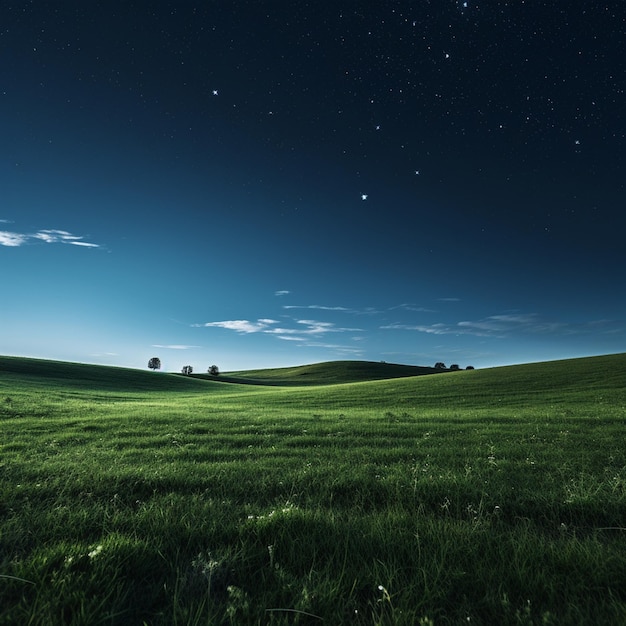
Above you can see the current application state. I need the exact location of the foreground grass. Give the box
[1,354,625,624]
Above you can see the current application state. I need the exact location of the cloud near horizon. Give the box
[194,319,279,333]
[193,318,363,342]
[382,313,623,338]
[0,227,100,248]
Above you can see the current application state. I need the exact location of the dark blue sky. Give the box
[1,1,624,371]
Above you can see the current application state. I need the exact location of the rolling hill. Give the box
[214,360,444,385]
[1,353,625,405]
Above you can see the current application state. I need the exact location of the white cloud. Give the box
[275,290,290,296]
[34,229,100,247]
[283,305,351,312]
[68,241,100,248]
[0,231,28,247]
[0,226,100,248]
[298,319,360,334]
[194,317,363,341]
[194,319,277,333]
[265,320,362,336]
[33,229,83,243]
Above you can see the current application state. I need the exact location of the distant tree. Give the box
[181,365,193,375]
[450,364,460,371]
[208,365,220,376]
[434,362,446,369]
[148,357,161,371]
[466,365,475,370]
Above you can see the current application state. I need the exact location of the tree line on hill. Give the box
[147,358,219,376]
[434,362,474,371]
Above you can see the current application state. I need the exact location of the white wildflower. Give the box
[88,545,103,559]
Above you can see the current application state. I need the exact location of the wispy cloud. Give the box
[382,313,623,338]
[266,319,362,338]
[193,319,278,333]
[68,240,100,248]
[294,341,365,355]
[382,315,557,338]
[152,344,201,350]
[0,226,100,248]
[285,302,441,316]
[282,304,382,316]
[456,314,566,336]
[193,317,363,342]
[283,304,351,312]
[275,290,290,296]
[33,230,83,244]
[382,322,458,335]
[390,303,436,313]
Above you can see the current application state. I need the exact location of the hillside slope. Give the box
[263,352,626,411]
[0,356,215,393]
[215,360,443,386]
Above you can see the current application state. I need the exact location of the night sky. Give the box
[2,2,625,372]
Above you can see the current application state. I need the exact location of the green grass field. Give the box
[1,354,625,625]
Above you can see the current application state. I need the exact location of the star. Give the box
[415,170,420,175]
[361,194,368,200]
[212,90,219,96]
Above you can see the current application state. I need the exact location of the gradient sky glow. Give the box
[1,2,625,372]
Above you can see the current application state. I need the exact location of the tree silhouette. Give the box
[434,362,446,369]
[208,365,220,376]
[181,365,193,375]
[148,357,161,371]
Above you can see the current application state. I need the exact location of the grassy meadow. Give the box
[1,354,625,625]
